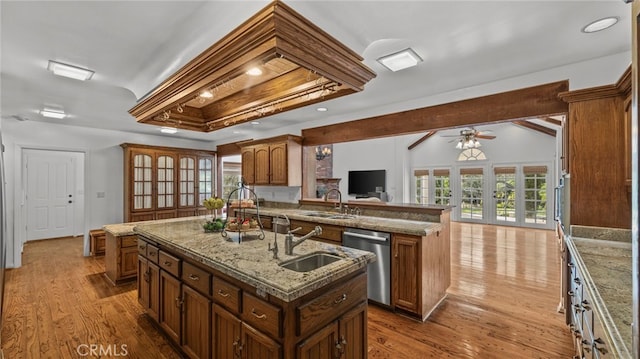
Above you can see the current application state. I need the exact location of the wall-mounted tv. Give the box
[348,170,386,197]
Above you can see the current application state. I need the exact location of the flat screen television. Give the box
[348,170,386,197]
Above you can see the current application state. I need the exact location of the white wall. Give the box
[2,119,214,268]
[332,123,558,205]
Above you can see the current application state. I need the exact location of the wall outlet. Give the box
[97,191,105,198]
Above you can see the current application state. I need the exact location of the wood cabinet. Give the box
[105,233,138,285]
[239,135,302,186]
[392,234,419,313]
[137,234,368,359]
[289,219,343,244]
[89,229,106,256]
[297,288,367,359]
[122,143,215,222]
[565,249,611,358]
[392,223,451,321]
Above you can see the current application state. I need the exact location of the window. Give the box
[157,155,174,208]
[222,161,241,200]
[433,169,451,205]
[414,169,429,204]
[460,168,483,220]
[180,156,196,207]
[523,166,547,224]
[458,148,487,161]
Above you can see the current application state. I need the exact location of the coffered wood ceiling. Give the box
[129,1,375,133]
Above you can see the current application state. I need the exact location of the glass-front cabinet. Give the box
[122,144,216,222]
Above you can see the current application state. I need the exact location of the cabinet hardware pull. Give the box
[573,278,581,285]
[175,296,182,308]
[217,290,230,297]
[251,308,267,319]
[335,337,347,356]
[139,245,146,250]
[189,274,199,281]
[594,337,605,345]
[568,262,574,268]
[164,261,171,266]
[149,251,156,256]
[567,290,574,297]
[334,293,347,304]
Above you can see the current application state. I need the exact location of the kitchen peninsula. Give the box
[133,218,375,359]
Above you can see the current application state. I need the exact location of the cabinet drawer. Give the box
[181,261,211,296]
[242,293,281,338]
[121,235,138,248]
[213,277,241,314]
[297,272,367,337]
[137,239,148,256]
[146,244,159,264]
[159,251,180,277]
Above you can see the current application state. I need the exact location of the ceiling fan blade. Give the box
[476,135,496,139]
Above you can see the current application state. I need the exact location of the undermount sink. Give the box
[303,212,355,220]
[279,252,342,272]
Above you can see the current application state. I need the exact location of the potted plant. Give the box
[202,197,225,232]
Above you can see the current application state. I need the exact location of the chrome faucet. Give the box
[323,188,343,213]
[284,226,322,255]
[269,214,290,259]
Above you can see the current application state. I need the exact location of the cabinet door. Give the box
[182,285,211,359]
[269,143,288,185]
[156,153,176,211]
[132,153,153,212]
[241,322,281,359]
[297,321,339,359]
[393,234,420,313]
[121,246,139,278]
[254,145,271,185]
[148,261,160,322]
[241,148,255,185]
[179,155,196,209]
[159,271,181,344]
[213,304,242,359]
[137,256,149,308]
[198,156,213,206]
[338,303,367,359]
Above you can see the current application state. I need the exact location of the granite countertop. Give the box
[103,216,201,236]
[134,218,376,302]
[243,207,443,236]
[566,235,632,358]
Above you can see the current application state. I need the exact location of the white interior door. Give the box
[25,150,76,240]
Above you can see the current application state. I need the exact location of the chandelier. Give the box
[315,146,332,160]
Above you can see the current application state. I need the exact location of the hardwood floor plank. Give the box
[1,223,574,358]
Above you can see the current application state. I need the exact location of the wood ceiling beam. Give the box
[512,120,557,136]
[408,131,437,150]
[302,80,568,146]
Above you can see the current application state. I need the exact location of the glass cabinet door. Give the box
[198,157,213,205]
[157,155,175,209]
[133,154,153,210]
[179,156,196,207]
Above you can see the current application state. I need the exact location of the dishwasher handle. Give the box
[343,231,389,242]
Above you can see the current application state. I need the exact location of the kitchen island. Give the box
[133,217,375,359]
[564,226,632,358]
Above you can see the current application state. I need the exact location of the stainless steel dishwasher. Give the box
[342,227,391,306]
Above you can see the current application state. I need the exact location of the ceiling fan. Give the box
[442,127,496,149]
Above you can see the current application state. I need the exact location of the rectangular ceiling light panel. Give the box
[47,60,94,81]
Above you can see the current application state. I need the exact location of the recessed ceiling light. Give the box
[47,60,94,81]
[377,48,422,72]
[199,90,214,99]
[160,127,177,134]
[582,17,619,33]
[246,67,263,76]
[316,107,328,112]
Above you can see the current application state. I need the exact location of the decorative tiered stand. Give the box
[221,180,265,243]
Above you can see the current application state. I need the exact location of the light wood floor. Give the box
[1,222,573,358]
